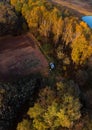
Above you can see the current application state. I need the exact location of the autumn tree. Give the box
[76,21,91,39]
[17,119,31,130]
[71,35,92,65]
[10,0,27,12]
[39,10,52,40]
[28,81,81,129]
[62,17,78,45]
[17,81,81,130]
[51,7,64,45]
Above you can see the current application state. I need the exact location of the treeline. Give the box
[0,1,27,36]
[0,2,18,35]
[10,0,92,66]
[0,74,41,130]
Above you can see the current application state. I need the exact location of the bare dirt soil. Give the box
[50,0,92,15]
[0,33,48,81]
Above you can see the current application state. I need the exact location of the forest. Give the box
[0,0,92,130]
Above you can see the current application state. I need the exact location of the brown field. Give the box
[50,0,92,16]
[0,33,48,81]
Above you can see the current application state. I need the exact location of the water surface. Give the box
[82,16,92,28]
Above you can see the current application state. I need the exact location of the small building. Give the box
[49,62,55,70]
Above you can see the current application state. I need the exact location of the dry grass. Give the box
[0,33,49,80]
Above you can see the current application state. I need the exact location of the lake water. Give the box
[82,16,92,28]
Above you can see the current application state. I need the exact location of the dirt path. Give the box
[0,33,48,81]
[50,0,92,15]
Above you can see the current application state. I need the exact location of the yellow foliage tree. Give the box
[76,21,91,40]
[52,17,64,45]
[62,17,78,45]
[17,119,31,130]
[71,35,92,65]
[26,81,81,129]
[39,10,52,39]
